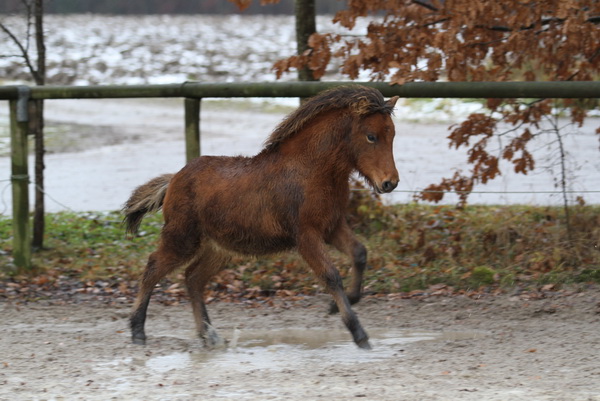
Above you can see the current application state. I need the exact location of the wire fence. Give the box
[2,80,599,269]
[1,177,599,218]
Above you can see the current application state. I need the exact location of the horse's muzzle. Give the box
[382,180,398,193]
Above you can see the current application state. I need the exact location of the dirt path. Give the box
[1,289,600,400]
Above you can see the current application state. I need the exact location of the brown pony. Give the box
[123,85,399,349]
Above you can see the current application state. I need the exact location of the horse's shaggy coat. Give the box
[124,85,399,349]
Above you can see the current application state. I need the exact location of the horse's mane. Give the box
[264,86,394,151]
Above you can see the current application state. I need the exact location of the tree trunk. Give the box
[295,0,317,100]
[32,0,46,250]
[31,100,45,249]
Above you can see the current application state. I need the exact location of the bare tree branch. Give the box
[477,15,600,33]
[0,22,38,79]
[0,53,27,58]
[0,1,42,83]
[411,0,439,12]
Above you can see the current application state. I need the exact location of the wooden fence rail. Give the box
[2,81,600,270]
[3,81,600,100]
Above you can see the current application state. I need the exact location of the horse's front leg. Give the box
[328,221,367,314]
[299,232,371,349]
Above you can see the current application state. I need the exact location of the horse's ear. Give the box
[386,96,400,108]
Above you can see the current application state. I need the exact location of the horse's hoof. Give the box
[203,324,228,349]
[132,336,146,345]
[356,337,372,350]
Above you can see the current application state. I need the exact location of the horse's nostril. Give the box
[382,180,397,193]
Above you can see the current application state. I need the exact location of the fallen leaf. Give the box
[541,284,555,291]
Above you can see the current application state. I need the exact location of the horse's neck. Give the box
[254,110,356,194]
[281,113,353,165]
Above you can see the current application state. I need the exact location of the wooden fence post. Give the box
[184,98,201,162]
[9,93,32,271]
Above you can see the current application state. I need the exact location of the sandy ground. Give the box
[1,289,600,400]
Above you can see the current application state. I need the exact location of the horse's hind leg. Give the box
[184,246,230,348]
[130,247,189,344]
[328,222,367,314]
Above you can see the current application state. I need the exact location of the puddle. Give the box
[144,328,485,374]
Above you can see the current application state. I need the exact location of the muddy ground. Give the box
[1,96,600,400]
[1,289,600,400]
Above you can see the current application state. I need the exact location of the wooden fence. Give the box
[2,80,600,269]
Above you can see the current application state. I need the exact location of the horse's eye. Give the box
[366,134,376,143]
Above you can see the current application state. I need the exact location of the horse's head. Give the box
[264,86,399,194]
[350,95,400,194]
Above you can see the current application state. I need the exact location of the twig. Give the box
[547,100,572,242]
[0,22,37,80]
[411,0,439,12]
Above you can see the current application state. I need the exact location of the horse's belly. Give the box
[208,229,296,256]
[201,207,297,256]
[198,170,302,256]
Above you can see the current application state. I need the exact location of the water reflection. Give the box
[145,328,485,373]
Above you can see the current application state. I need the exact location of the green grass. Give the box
[1,195,599,296]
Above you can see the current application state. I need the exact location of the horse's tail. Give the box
[123,173,174,235]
